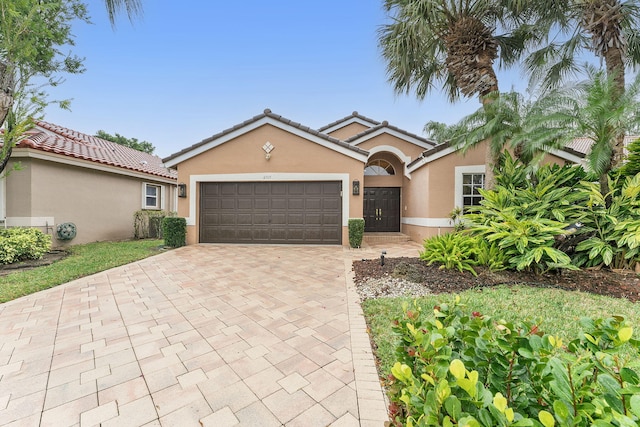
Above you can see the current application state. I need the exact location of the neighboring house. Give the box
[1,121,178,246]
[162,109,586,246]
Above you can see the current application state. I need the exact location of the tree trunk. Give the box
[479,72,499,190]
[604,45,626,169]
[0,60,15,175]
[0,60,14,128]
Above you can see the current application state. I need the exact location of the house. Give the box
[162,109,585,246]
[1,121,178,246]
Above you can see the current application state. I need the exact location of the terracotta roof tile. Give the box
[162,109,368,164]
[15,121,177,180]
[566,135,638,155]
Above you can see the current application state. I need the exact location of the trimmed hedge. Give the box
[0,228,52,265]
[348,218,365,248]
[162,217,186,247]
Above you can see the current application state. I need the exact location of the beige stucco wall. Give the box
[356,134,425,160]
[326,122,370,140]
[175,124,366,245]
[402,142,487,243]
[5,156,176,247]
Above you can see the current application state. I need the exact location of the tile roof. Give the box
[566,135,638,155]
[344,120,437,147]
[317,111,381,132]
[162,109,369,164]
[15,121,177,180]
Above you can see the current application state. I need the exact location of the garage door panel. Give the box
[219,213,237,225]
[270,213,286,225]
[200,181,342,244]
[288,213,304,224]
[236,214,253,225]
[253,213,270,225]
[305,199,322,210]
[271,183,288,195]
[237,199,252,209]
[305,213,322,225]
[220,183,238,195]
[254,199,269,210]
[271,198,287,210]
[220,199,235,209]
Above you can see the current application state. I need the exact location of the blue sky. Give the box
[43,0,523,158]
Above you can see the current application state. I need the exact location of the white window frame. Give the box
[142,183,163,210]
[454,165,486,210]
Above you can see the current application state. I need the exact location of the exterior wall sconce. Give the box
[352,179,360,196]
[178,183,187,198]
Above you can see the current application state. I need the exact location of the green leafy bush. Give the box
[162,217,186,248]
[387,298,640,427]
[134,210,176,239]
[348,218,365,248]
[0,228,52,265]
[464,157,589,273]
[573,174,640,269]
[420,233,508,276]
[420,233,480,276]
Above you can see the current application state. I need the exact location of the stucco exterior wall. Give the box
[402,142,487,242]
[176,124,366,245]
[356,134,425,160]
[5,156,176,247]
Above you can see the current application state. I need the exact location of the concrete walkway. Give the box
[0,242,421,426]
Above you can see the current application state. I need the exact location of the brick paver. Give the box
[0,242,421,426]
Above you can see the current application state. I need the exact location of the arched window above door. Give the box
[364,159,395,176]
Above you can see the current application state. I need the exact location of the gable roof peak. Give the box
[162,109,369,166]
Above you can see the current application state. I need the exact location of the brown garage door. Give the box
[200,181,342,244]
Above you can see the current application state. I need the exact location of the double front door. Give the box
[363,187,400,232]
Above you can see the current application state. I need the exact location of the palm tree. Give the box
[103,0,143,26]
[515,67,640,198]
[526,0,640,168]
[378,0,539,187]
[447,91,535,165]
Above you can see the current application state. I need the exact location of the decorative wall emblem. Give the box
[262,141,275,160]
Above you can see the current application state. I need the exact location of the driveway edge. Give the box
[343,254,389,426]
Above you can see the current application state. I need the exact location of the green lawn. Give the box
[362,285,640,376]
[0,239,166,303]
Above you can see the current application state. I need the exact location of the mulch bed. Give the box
[0,250,69,276]
[353,257,640,302]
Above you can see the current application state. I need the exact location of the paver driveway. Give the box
[0,243,420,426]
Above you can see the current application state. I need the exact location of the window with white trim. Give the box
[462,173,485,209]
[454,165,486,212]
[143,183,162,209]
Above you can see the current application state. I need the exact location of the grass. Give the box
[0,239,165,303]
[362,285,640,375]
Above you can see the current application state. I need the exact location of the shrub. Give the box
[573,173,640,270]
[387,298,640,427]
[420,233,508,276]
[134,210,176,239]
[420,233,480,276]
[348,218,365,248]
[0,228,52,265]
[465,158,588,273]
[162,217,186,247]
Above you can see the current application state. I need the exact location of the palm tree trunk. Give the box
[479,69,499,190]
[604,45,626,169]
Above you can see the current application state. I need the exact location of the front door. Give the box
[363,187,400,232]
